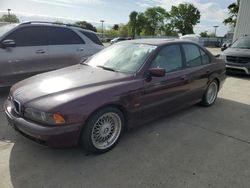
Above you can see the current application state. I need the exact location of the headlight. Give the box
[24,108,65,125]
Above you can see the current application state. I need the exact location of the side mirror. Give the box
[148,68,166,77]
[1,39,16,48]
[221,43,231,51]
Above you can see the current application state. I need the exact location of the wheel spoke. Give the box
[91,112,122,150]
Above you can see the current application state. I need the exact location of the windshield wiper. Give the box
[81,62,89,66]
[97,65,116,72]
[80,57,89,66]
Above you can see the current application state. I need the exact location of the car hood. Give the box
[223,47,250,57]
[10,64,132,105]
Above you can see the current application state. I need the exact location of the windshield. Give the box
[231,37,250,49]
[85,42,157,74]
[0,23,19,38]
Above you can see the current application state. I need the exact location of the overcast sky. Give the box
[0,0,235,36]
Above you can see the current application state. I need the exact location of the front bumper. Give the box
[226,62,250,75]
[4,99,82,148]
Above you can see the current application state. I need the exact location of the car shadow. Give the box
[226,73,250,80]
[4,98,250,187]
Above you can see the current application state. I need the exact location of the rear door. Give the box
[46,26,88,70]
[181,43,211,101]
[0,26,49,85]
[140,44,191,121]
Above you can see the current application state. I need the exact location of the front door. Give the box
[0,26,50,85]
[139,44,191,121]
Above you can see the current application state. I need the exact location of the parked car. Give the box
[0,21,104,87]
[110,37,128,44]
[180,34,204,46]
[220,35,250,75]
[5,39,226,154]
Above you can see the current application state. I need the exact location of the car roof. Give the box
[19,22,97,34]
[128,38,199,46]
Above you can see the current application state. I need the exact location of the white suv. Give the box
[0,21,104,87]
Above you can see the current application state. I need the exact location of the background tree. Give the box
[53,21,63,25]
[128,11,138,38]
[112,24,119,30]
[136,12,146,36]
[164,23,178,36]
[169,3,200,35]
[118,24,130,37]
[223,0,240,27]
[0,14,19,23]
[144,7,168,36]
[200,31,209,37]
[74,21,97,32]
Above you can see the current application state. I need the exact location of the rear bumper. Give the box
[4,99,82,148]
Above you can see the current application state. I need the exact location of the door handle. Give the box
[77,48,84,52]
[181,76,188,81]
[206,69,211,74]
[36,49,45,54]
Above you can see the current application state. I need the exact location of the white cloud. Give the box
[159,0,228,22]
[137,0,228,22]
[28,0,103,8]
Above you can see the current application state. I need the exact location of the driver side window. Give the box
[150,45,183,72]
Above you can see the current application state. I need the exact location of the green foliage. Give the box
[0,14,19,23]
[112,24,119,30]
[223,0,240,27]
[118,24,130,37]
[144,7,168,35]
[200,31,209,37]
[53,21,64,25]
[164,24,178,37]
[136,12,146,36]
[169,3,200,35]
[105,29,119,37]
[104,4,200,38]
[128,11,138,38]
[74,21,97,32]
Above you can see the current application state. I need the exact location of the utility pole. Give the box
[7,9,11,23]
[100,20,105,39]
[213,26,219,37]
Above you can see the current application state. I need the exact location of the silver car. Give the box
[0,21,104,87]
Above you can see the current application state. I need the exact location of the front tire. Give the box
[80,107,124,154]
[201,80,219,106]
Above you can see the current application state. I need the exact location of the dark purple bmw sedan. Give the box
[4,39,226,153]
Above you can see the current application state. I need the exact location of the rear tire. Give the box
[201,80,218,106]
[80,107,124,154]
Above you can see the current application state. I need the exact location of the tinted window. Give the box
[5,26,47,47]
[80,31,102,45]
[150,45,183,72]
[47,27,84,45]
[231,37,250,49]
[200,49,210,64]
[183,44,202,67]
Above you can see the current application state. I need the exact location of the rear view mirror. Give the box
[148,68,166,77]
[1,39,16,48]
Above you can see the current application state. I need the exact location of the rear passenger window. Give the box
[80,31,102,45]
[200,49,210,64]
[47,27,84,45]
[150,45,183,72]
[183,44,202,67]
[5,26,47,47]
